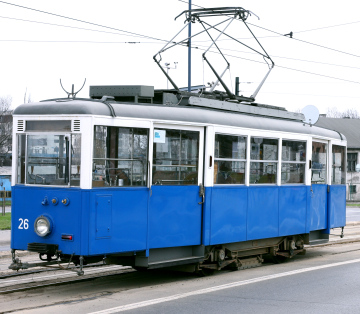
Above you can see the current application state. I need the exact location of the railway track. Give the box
[0,263,135,294]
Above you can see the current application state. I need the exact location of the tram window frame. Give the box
[281,140,306,184]
[92,126,149,188]
[311,141,328,185]
[250,137,278,185]
[332,145,346,185]
[213,133,247,185]
[16,133,81,186]
[152,128,199,186]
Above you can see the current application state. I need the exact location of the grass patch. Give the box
[346,203,360,207]
[0,213,11,230]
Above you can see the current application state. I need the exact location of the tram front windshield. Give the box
[17,134,81,186]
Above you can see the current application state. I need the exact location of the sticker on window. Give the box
[154,130,166,143]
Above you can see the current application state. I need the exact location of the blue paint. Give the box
[11,182,345,259]
[148,185,202,249]
[89,188,148,255]
[210,186,247,245]
[279,186,307,236]
[247,186,279,240]
[328,185,346,229]
[309,184,327,231]
[11,185,82,254]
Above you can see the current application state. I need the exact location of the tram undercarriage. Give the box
[9,234,309,276]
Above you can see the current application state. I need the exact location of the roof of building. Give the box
[315,117,360,149]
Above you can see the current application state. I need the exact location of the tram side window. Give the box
[214,134,246,184]
[281,140,306,184]
[332,145,346,185]
[152,129,199,185]
[311,142,327,184]
[93,126,149,187]
[250,137,278,184]
[17,134,26,184]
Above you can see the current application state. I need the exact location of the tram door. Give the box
[310,140,328,230]
[149,125,204,249]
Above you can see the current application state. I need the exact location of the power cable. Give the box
[0,15,147,39]
[0,1,166,43]
[179,0,360,59]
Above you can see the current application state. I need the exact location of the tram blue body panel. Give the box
[309,184,328,231]
[278,186,308,236]
[148,185,202,249]
[327,185,346,229]
[11,183,347,257]
[209,186,248,245]
[11,186,84,255]
[88,188,148,255]
[205,184,346,246]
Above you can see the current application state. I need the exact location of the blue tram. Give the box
[9,7,347,274]
[9,85,346,274]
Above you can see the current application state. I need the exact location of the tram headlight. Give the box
[34,216,52,237]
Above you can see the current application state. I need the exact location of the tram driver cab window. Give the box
[92,126,149,188]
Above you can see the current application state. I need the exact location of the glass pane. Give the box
[332,145,346,185]
[70,135,81,186]
[93,126,149,187]
[17,134,26,184]
[215,134,246,159]
[312,142,327,184]
[282,140,306,162]
[281,163,305,184]
[26,134,69,186]
[250,162,277,184]
[214,160,245,184]
[251,138,278,161]
[153,129,199,185]
[26,120,71,132]
[347,153,357,172]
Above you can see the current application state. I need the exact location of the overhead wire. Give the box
[0,15,148,39]
[1,0,360,88]
[1,12,359,72]
[178,0,360,58]
[0,1,167,43]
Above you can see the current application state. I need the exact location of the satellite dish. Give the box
[302,105,319,125]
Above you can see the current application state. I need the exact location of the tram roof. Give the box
[13,98,345,141]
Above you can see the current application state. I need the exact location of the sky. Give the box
[0,0,360,115]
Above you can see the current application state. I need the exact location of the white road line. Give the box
[90,258,360,314]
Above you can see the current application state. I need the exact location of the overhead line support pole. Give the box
[188,0,191,92]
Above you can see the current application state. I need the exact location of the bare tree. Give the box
[326,107,360,118]
[0,96,13,166]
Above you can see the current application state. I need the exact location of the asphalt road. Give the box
[3,241,359,313]
[347,206,360,222]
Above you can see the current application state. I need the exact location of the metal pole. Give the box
[2,187,5,216]
[235,77,240,96]
[188,0,191,92]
